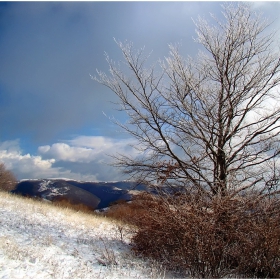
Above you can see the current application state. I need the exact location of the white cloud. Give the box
[38,143,96,163]
[38,136,138,164]
[68,136,115,149]
[0,137,139,181]
[0,140,59,179]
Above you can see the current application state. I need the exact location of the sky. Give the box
[0,1,280,181]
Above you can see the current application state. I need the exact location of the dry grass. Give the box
[0,191,110,228]
[0,191,170,278]
[0,235,38,261]
[52,198,95,214]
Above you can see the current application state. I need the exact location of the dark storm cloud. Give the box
[0,2,112,142]
[0,1,224,145]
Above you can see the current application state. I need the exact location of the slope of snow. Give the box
[37,180,53,192]
[37,180,71,199]
[0,192,170,278]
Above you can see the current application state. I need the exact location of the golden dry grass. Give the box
[0,191,115,229]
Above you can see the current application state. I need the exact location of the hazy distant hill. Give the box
[12,179,146,209]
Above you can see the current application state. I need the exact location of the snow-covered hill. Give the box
[13,179,145,209]
[0,191,169,278]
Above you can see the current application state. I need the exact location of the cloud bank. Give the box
[0,137,137,181]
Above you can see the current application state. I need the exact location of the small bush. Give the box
[127,192,280,278]
[0,163,17,192]
[103,193,156,225]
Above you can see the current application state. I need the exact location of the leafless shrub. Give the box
[0,163,17,192]
[97,237,118,266]
[128,192,280,278]
[104,196,150,226]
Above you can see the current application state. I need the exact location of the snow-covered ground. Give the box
[0,192,170,278]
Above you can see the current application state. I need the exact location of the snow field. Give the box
[0,192,168,278]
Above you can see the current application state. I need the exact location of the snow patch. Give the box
[37,180,70,199]
[38,180,52,192]
[0,193,170,278]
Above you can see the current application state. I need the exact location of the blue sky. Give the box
[0,1,279,181]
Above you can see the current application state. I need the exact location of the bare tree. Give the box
[95,3,280,199]
[0,163,17,192]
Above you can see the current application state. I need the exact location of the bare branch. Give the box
[96,3,280,198]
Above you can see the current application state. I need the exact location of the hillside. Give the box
[13,179,146,209]
[0,191,170,278]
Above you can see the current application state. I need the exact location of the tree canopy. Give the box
[96,3,280,199]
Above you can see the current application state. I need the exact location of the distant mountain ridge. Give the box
[12,179,146,209]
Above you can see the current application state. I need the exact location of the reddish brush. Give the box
[107,192,280,278]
